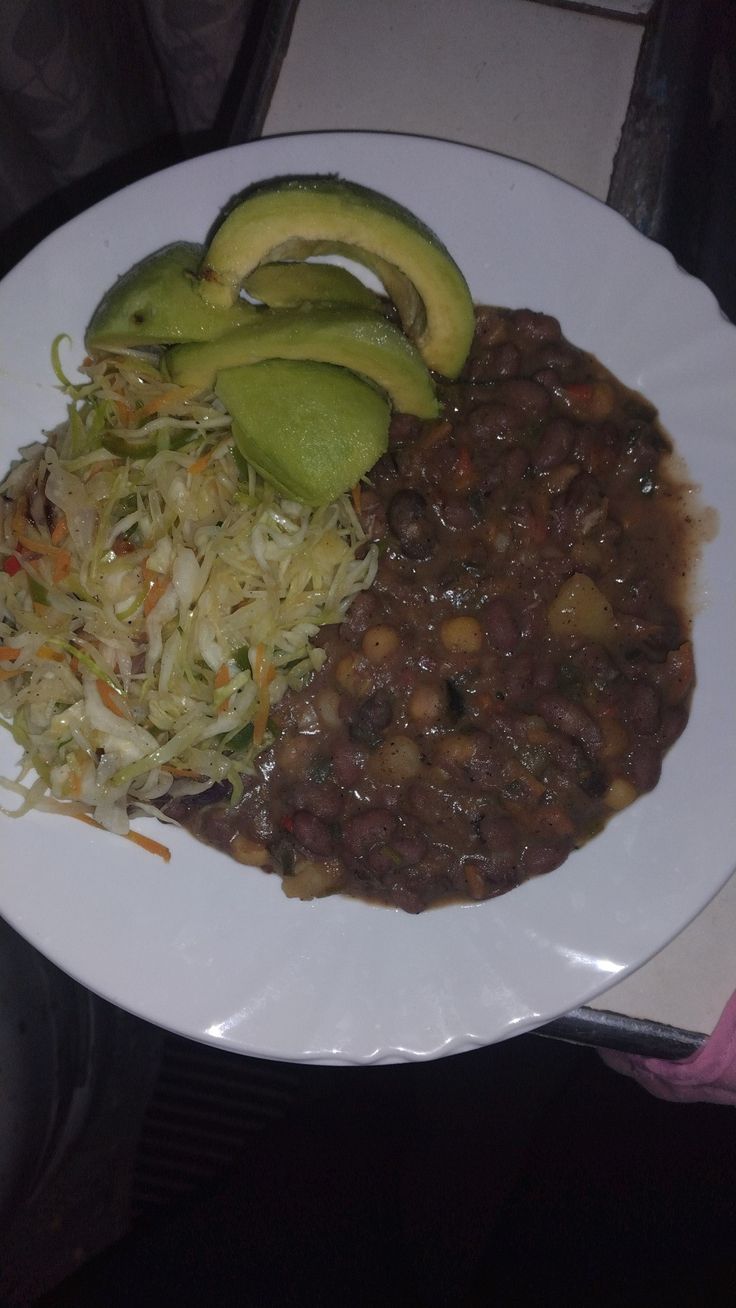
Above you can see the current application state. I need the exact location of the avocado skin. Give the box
[85,243,255,350]
[215,359,390,506]
[197,175,475,379]
[164,307,438,419]
[244,261,382,310]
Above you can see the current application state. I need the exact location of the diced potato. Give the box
[548,573,617,645]
[281,858,343,900]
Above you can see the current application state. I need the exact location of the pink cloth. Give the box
[599,991,736,1106]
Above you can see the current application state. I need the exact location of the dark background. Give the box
[1,1,735,1303]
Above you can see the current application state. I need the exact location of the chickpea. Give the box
[433,731,476,768]
[316,688,342,729]
[599,716,629,760]
[604,778,638,811]
[368,734,422,784]
[463,862,488,900]
[361,623,400,662]
[230,835,270,867]
[408,683,444,724]
[440,616,483,654]
[335,653,373,697]
[281,858,343,900]
[275,733,314,773]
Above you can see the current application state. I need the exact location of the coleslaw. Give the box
[0,345,377,838]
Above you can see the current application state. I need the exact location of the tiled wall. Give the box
[263,0,651,199]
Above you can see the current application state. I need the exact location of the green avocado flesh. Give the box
[85,243,255,350]
[164,307,439,418]
[198,176,474,378]
[243,261,381,310]
[215,360,390,506]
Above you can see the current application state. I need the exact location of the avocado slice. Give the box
[197,176,474,378]
[244,261,382,310]
[215,359,389,506]
[164,307,439,418]
[86,243,256,351]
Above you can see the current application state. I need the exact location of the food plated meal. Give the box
[0,173,697,913]
[0,134,734,1062]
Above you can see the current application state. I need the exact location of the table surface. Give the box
[260,0,735,1042]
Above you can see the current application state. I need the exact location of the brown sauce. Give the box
[163,306,697,913]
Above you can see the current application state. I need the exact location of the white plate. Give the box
[1,132,735,1064]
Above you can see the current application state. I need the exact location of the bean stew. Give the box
[164,306,696,913]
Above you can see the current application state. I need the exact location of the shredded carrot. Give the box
[37,644,65,662]
[143,569,169,617]
[114,399,135,427]
[52,549,71,583]
[96,678,128,719]
[72,812,171,862]
[83,461,116,482]
[188,447,214,476]
[0,667,21,681]
[0,647,21,661]
[253,697,270,746]
[253,642,276,689]
[137,385,198,419]
[33,602,48,616]
[351,483,362,514]
[125,830,172,862]
[51,516,69,546]
[17,532,63,559]
[161,765,205,780]
[214,662,231,713]
[251,643,275,744]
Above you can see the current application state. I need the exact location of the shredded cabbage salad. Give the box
[0,343,377,840]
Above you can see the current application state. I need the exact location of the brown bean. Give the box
[367,833,427,875]
[479,815,519,871]
[505,446,531,486]
[292,811,334,856]
[495,379,551,420]
[530,344,580,375]
[350,690,394,743]
[332,742,366,787]
[510,309,562,344]
[440,496,479,530]
[533,418,575,471]
[291,781,344,821]
[616,681,660,736]
[342,809,398,856]
[659,703,688,748]
[519,840,572,878]
[340,590,380,643]
[388,413,421,447]
[535,692,602,756]
[467,341,521,380]
[625,742,662,793]
[467,403,520,442]
[485,597,520,653]
[387,488,435,560]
